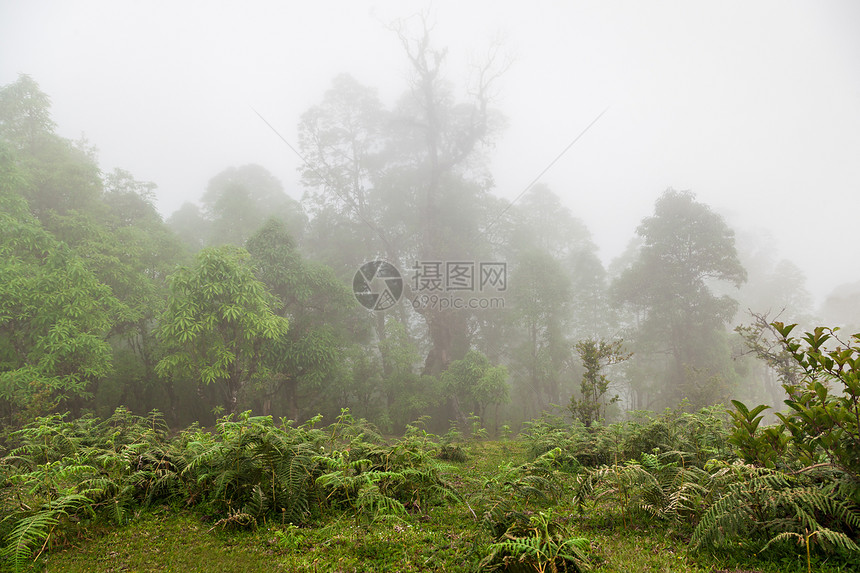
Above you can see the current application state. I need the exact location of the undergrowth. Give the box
[3,330,860,573]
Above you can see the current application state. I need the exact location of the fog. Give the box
[7,6,860,559]
[2,0,859,306]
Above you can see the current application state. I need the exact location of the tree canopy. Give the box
[613,189,747,409]
[156,246,289,415]
[0,53,826,437]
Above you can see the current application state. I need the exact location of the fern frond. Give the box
[2,511,60,572]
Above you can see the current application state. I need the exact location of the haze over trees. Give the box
[612,189,748,410]
[2,12,859,572]
[0,24,839,434]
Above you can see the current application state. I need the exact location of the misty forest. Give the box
[1,26,859,573]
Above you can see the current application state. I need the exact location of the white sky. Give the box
[2,0,859,307]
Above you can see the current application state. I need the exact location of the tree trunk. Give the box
[285,377,299,422]
[423,310,470,375]
[226,379,239,416]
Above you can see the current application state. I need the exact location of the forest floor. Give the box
[29,442,852,573]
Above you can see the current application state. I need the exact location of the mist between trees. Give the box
[0,27,858,434]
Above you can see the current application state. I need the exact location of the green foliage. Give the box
[178,411,320,525]
[727,400,788,468]
[313,410,458,521]
[612,189,746,410]
[521,405,731,470]
[771,323,860,480]
[569,339,630,426]
[3,405,859,572]
[474,444,575,567]
[0,407,174,569]
[0,406,467,568]
[485,451,566,509]
[1,75,192,424]
[623,405,733,467]
[508,246,576,419]
[156,246,289,414]
[0,191,122,419]
[438,443,470,462]
[245,218,363,421]
[480,509,591,573]
[0,74,56,149]
[0,76,103,219]
[442,350,509,425]
[271,523,305,550]
[520,413,597,469]
[735,313,805,390]
[574,452,712,530]
[719,322,860,563]
[1,493,93,572]
[375,320,443,433]
[691,461,860,555]
[202,164,307,248]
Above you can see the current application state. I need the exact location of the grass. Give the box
[32,504,484,572]
[17,441,858,573]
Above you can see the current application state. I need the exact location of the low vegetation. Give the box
[2,25,858,573]
[1,324,858,572]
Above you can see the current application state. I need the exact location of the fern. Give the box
[356,483,407,518]
[315,464,406,519]
[690,461,860,556]
[174,412,320,526]
[0,404,468,567]
[573,450,714,531]
[480,509,591,572]
[1,493,93,572]
[2,511,60,572]
[277,444,314,522]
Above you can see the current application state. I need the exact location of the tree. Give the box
[770,322,860,481]
[338,317,442,433]
[18,160,190,419]
[613,189,747,409]
[156,246,289,415]
[298,74,387,228]
[567,247,613,340]
[569,339,631,426]
[201,164,306,247]
[102,168,158,224]
[441,350,509,427]
[0,73,55,151]
[2,77,197,421]
[735,311,805,408]
[166,202,209,253]
[0,75,102,221]
[508,184,593,260]
[97,169,187,418]
[375,319,442,432]
[729,230,814,328]
[483,184,612,422]
[508,248,574,418]
[297,72,407,309]
[507,184,612,338]
[507,184,611,343]
[0,189,121,421]
[245,218,363,421]
[819,280,860,333]
[297,22,508,384]
[393,20,507,376]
